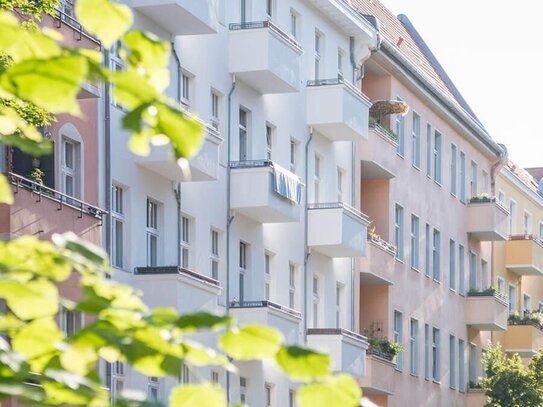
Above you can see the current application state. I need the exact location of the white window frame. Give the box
[458,339,465,392]
[459,245,465,295]
[146,198,159,267]
[211,229,220,280]
[239,108,249,161]
[469,251,477,291]
[509,199,517,235]
[313,275,319,328]
[314,154,321,203]
[426,123,432,177]
[450,144,457,196]
[425,223,431,277]
[410,214,420,270]
[395,204,404,261]
[433,130,442,184]
[497,277,505,296]
[210,90,220,130]
[265,383,273,407]
[289,263,296,309]
[314,31,322,80]
[410,318,419,376]
[181,71,192,106]
[411,112,421,168]
[449,335,456,389]
[396,98,405,156]
[59,307,83,336]
[290,138,297,172]
[523,293,531,318]
[240,377,247,404]
[337,47,345,78]
[460,151,466,203]
[432,327,440,382]
[432,228,441,282]
[265,124,273,160]
[508,283,517,313]
[335,283,344,329]
[111,184,125,269]
[239,241,248,302]
[264,251,272,301]
[449,239,456,291]
[424,323,430,380]
[148,376,159,402]
[524,210,533,235]
[470,160,478,198]
[181,215,191,269]
[337,167,344,202]
[498,190,505,206]
[290,9,298,38]
[61,137,80,199]
[393,310,403,370]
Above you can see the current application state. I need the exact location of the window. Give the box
[211,229,220,280]
[509,200,517,235]
[482,170,489,194]
[523,293,531,318]
[181,216,190,269]
[265,383,273,407]
[425,223,431,277]
[424,324,430,380]
[60,307,83,336]
[266,124,273,160]
[410,215,420,269]
[481,259,488,290]
[60,0,74,18]
[449,335,456,389]
[469,252,477,291]
[410,318,419,376]
[450,144,457,195]
[337,167,344,202]
[240,0,247,23]
[497,277,505,296]
[289,389,295,407]
[266,0,273,18]
[469,344,477,385]
[239,109,248,161]
[396,105,405,156]
[395,205,405,261]
[61,138,80,198]
[211,371,219,384]
[314,155,321,203]
[148,377,159,402]
[336,284,343,328]
[290,139,297,172]
[539,222,543,241]
[290,10,298,38]
[426,123,432,177]
[394,311,403,370]
[111,361,125,403]
[508,284,517,312]
[180,363,190,384]
[146,199,159,267]
[313,275,319,328]
[432,229,441,281]
[458,245,465,295]
[239,377,247,404]
[265,252,271,301]
[524,211,533,235]
[470,161,478,198]
[239,242,248,302]
[458,339,465,392]
[433,131,442,184]
[449,240,456,291]
[498,190,505,205]
[112,185,124,269]
[460,151,466,203]
[289,263,296,309]
[432,328,440,382]
[539,301,543,312]
[412,112,421,167]
[181,72,191,106]
[314,31,322,80]
[110,40,126,108]
[337,48,344,78]
[211,91,220,129]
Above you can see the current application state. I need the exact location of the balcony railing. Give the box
[134,266,220,287]
[467,290,507,303]
[230,300,302,319]
[368,234,396,255]
[307,77,370,104]
[307,202,370,224]
[8,172,106,221]
[368,122,399,144]
[53,8,101,46]
[306,328,368,344]
[229,20,303,54]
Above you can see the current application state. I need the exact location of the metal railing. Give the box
[369,122,399,144]
[229,20,303,54]
[306,77,370,104]
[307,202,370,223]
[508,318,543,331]
[467,290,507,303]
[8,172,106,220]
[134,266,221,287]
[229,300,302,319]
[53,8,101,47]
[367,234,396,255]
[229,159,273,169]
[307,328,368,344]
[368,349,395,362]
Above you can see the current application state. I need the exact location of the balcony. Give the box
[306,78,371,142]
[1,173,104,243]
[359,123,398,179]
[230,160,302,223]
[306,328,368,377]
[465,291,508,331]
[466,388,486,407]
[359,235,396,286]
[230,301,301,344]
[136,123,222,182]
[131,0,219,35]
[359,353,395,396]
[505,235,543,276]
[229,21,302,94]
[466,198,509,241]
[504,320,543,357]
[133,266,221,313]
[307,203,369,257]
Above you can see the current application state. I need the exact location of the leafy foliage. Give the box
[0,1,366,407]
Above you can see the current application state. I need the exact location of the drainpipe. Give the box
[225,75,236,404]
[171,42,183,266]
[171,41,182,103]
[303,128,313,343]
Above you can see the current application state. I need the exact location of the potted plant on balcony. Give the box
[468,193,495,204]
[364,328,403,362]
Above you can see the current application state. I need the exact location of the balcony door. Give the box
[239,109,248,161]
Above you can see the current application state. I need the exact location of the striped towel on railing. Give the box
[272,163,303,204]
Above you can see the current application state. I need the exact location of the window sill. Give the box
[412,164,421,172]
[432,380,441,385]
[411,266,420,273]
[434,180,442,188]
[449,287,457,293]
[396,152,405,159]
[113,266,131,273]
[396,258,406,265]
[394,368,403,373]
[450,192,457,198]
[433,279,442,285]
[410,373,419,378]
[449,386,457,391]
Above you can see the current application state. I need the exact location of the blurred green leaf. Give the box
[176,312,232,332]
[297,374,362,407]
[155,103,203,159]
[59,344,97,376]
[53,232,108,267]
[169,384,226,407]
[219,324,282,360]
[12,318,62,362]
[275,346,330,382]
[0,279,59,320]
[76,0,133,49]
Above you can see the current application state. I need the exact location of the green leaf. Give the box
[12,318,62,362]
[297,374,362,407]
[75,0,133,49]
[112,71,159,109]
[219,324,283,360]
[182,341,229,367]
[275,346,330,382]
[169,384,226,407]
[53,232,108,267]
[155,104,203,159]
[0,55,88,115]
[176,312,232,332]
[59,344,97,376]
[0,279,59,320]
[0,174,13,205]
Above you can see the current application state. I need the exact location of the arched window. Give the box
[58,123,84,199]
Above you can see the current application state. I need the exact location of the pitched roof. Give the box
[350,0,480,124]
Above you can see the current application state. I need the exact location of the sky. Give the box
[379,0,543,168]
